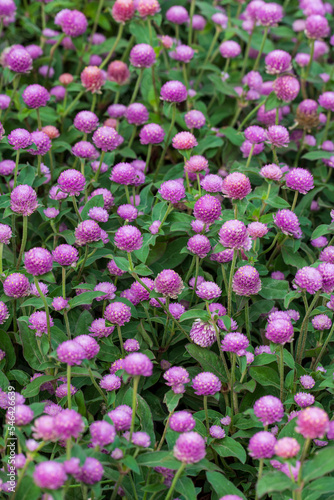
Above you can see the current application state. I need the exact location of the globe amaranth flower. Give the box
[192,372,221,396]
[170,411,196,432]
[163,366,190,394]
[29,311,54,337]
[296,407,329,439]
[8,128,32,150]
[22,84,50,108]
[11,185,38,216]
[260,164,283,181]
[88,206,109,223]
[129,278,154,302]
[219,220,248,249]
[27,130,51,156]
[318,262,334,293]
[266,125,290,148]
[110,162,136,185]
[311,236,328,249]
[319,92,334,112]
[90,188,115,210]
[300,375,315,389]
[244,125,266,144]
[52,297,69,311]
[257,3,283,26]
[193,194,221,224]
[3,273,30,298]
[221,333,249,354]
[114,225,143,252]
[173,431,206,464]
[305,14,330,39]
[187,234,211,258]
[168,303,186,321]
[275,437,300,458]
[222,172,252,200]
[137,0,160,17]
[232,266,261,296]
[112,0,135,22]
[107,408,132,431]
[57,340,87,365]
[126,103,149,125]
[123,338,140,352]
[107,61,130,85]
[248,431,276,459]
[130,43,156,68]
[81,66,105,93]
[159,180,185,204]
[248,222,268,239]
[160,80,187,103]
[265,318,294,344]
[72,141,98,159]
[273,209,301,238]
[24,247,53,276]
[296,99,319,129]
[190,319,216,347]
[185,155,208,173]
[172,131,197,150]
[201,174,223,193]
[265,50,292,74]
[184,110,205,129]
[73,110,99,134]
[294,392,315,408]
[58,169,86,196]
[73,335,99,359]
[56,9,87,36]
[92,126,123,151]
[104,302,131,326]
[294,267,322,294]
[75,220,101,246]
[240,140,264,157]
[273,75,300,102]
[0,302,9,325]
[166,5,189,24]
[100,374,122,391]
[90,421,116,448]
[196,281,221,300]
[33,461,67,490]
[285,168,314,194]
[154,269,184,298]
[89,318,114,338]
[312,314,331,331]
[219,41,241,58]
[254,395,284,426]
[123,352,153,377]
[191,14,206,31]
[139,123,165,145]
[0,159,15,176]
[0,223,12,245]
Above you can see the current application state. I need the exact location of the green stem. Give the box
[129,375,140,441]
[110,475,125,500]
[165,463,186,500]
[0,243,2,275]
[124,185,131,204]
[77,246,89,282]
[230,353,238,417]
[253,26,269,71]
[194,28,220,89]
[260,233,279,256]
[94,150,106,182]
[228,249,237,317]
[16,215,28,270]
[130,69,144,104]
[304,39,315,81]
[323,109,331,142]
[245,300,250,340]
[203,395,210,433]
[90,0,105,42]
[296,290,321,364]
[90,93,97,113]
[157,413,172,451]
[144,143,152,175]
[4,74,21,121]
[13,149,20,188]
[36,108,42,130]
[71,195,82,221]
[62,90,85,119]
[313,321,334,368]
[117,324,125,357]
[188,0,196,45]
[189,256,200,308]
[62,267,66,299]
[241,30,254,78]
[34,277,52,351]
[100,23,124,69]
[67,363,72,409]
[196,173,202,195]
[128,126,137,150]
[255,459,264,500]
[154,104,177,181]
[88,366,108,404]
[238,98,267,131]
[245,143,255,169]
[291,190,299,211]
[64,311,71,338]
[184,255,196,284]
[279,344,284,402]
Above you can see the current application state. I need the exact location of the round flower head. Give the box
[100,374,121,391]
[24,247,52,276]
[7,47,32,74]
[107,61,130,86]
[137,0,160,17]
[296,99,319,129]
[159,180,185,204]
[222,172,251,200]
[123,352,153,377]
[92,126,123,151]
[160,81,187,103]
[170,411,196,433]
[126,103,149,125]
[168,303,186,321]
[93,282,116,302]
[275,437,300,458]
[104,302,131,326]
[89,318,114,338]
[196,281,221,301]
[89,207,109,223]
[154,269,184,298]
[10,185,38,216]
[184,110,205,130]
[266,125,289,148]
[265,50,291,74]
[130,43,156,68]
[192,14,206,30]
[273,209,301,238]
[219,497,243,500]
[42,125,60,140]
[140,123,165,144]
[201,174,223,193]
[170,44,195,64]
[107,104,127,120]
[117,204,138,222]
[166,5,189,24]
[0,223,12,245]
[72,141,98,159]
[81,66,105,93]
[257,2,283,26]
[312,314,331,330]
[248,222,268,240]
[249,431,276,459]
[0,160,15,176]
[185,155,208,173]
[187,235,211,258]
[0,0,16,17]
[52,297,69,311]
[173,431,206,464]
[58,169,86,196]
[254,396,284,425]
[285,168,314,195]
[0,302,9,325]
[129,278,154,302]
[27,131,51,156]
[193,194,221,224]
[58,9,87,36]
[56,384,77,398]
[73,111,99,134]
[233,266,261,296]
[300,375,315,389]
[244,126,266,144]
[265,318,294,344]
[29,311,54,336]
[294,392,315,408]
[107,408,132,431]
[210,426,225,439]
[241,140,264,157]
[294,267,322,294]
[8,128,32,150]
[221,333,249,354]
[164,366,190,394]
[91,160,108,174]
[305,14,329,39]
[260,163,283,181]
[123,339,140,352]
[296,407,329,439]
[219,41,241,58]
[33,461,67,490]
[311,236,328,248]
[319,92,334,112]
[110,162,136,185]
[219,220,248,249]
[114,225,143,252]
[318,262,334,294]
[90,421,116,448]
[3,273,30,298]
[22,84,50,108]
[190,319,216,347]
[57,340,86,365]
[192,372,221,396]
[75,220,101,246]
[54,409,84,440]
[73,335,99,359]
[172,131,197,150]
[273,75,300,102]
[32,415,59,442]
[112,0,135,22]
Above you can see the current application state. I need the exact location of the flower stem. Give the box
[13,149,20,189]
[238,98,267,131]
[144,143,152,175]
[291,190,299,211]
[278,344,284,402]
[188,0,196,45]
[129,375,140,441]
[296,290,321,364]
[245,143,255,169]
[245,300,250,339]
[0,243,3,275]
[253,26,269,71]
[189,256,200,307]
[165,463,186,500]
[313,320,334,368]
[130,69,144,104]
[67,363,72,409]
[304,39,315,81]
[100,23,124,70]
[71,196,82,221]
[16,215,28,270]
[94,150,106,183]
[241,30,254,78]
[88,366,108,404]
[117,324,125,357]
[255,459,264,500]
[203,395,210,433]
[227,249,237,317]
[34,277,52,351]
[194,28,220,89]
[154,104,177,181]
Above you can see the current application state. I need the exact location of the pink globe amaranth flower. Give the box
[7,404,33,426]
[107,103,127,119]
[219,497,242,500]
[294,392,315,408]
[154,269,184,298]
[240,140,264,157]
[296,407,329,439]
[312,314,332,331]
[73,335,99,359]
[275,437,300,458]
[126,103,149,125]
[210,248,234,264]
[108,408,132,430]
[187,234,211,258]
[91,160,108,174]
[0,301,9,324]
[296,99,319,129]
[248,222,268,240]
[327,421,334,440]
[25,43,43,60]
[75,220,101,246]
[139,123,165,144]
[190,319,216,347]
[107,259,125,276]
[49,185,68,201]
[57,340,86,365]
[243,71,263,91]
[254,395,284,425]
[117,204,138,222]
[219,220,248,249]
[27,130,51,156]
[184,110,205,130]
[265,125,290,148]
[210,425,226,439]
[130,43,156,68]
[196,281,221,301]
[170,411,196,432]
[168,303,186,321]
[192,372,221,396]
[300,375,315,389]
[58,169,86,196]
[124,430,150,447]
[32,415,58,441]
[22,84,50,108]
[164,366,190,394]
[245,0,265,21]
[265,50,292,74]
[52,297,69,311]
[171,44,195,64]
[305,14,330,39]
[100,374,122,391]
[191,14,206,30]
[0,159,15,176]
[0,223,12,244]
[172,131,197,150]
[285,168,314,194]
[124,338,140,352]
[233,266,261,296]
[89,318,114,338]
[273,75,300,102]
[104,302,131,326]
[160,81,187,103]
[130,278,154,302]
[137,0,160,17]
[257,2,283,26]
[29,310,54,337]
[222,172,252,200]
[265,318,294,344]
[295,52,310,67]
[173,432,206,463]
[81,66,105,93]
[0,0,16,17]
[90,421,116,447]
[255,345,273,355]
[73,110,99,134]
[72,141,98,159]
[58,9,87,36]
[311,236,328,248]
[54,408,85,440]
[24,247,53,276]
[55,383,77,398]
[112,0,135,22]
[191,220,207,234]
[211,12,228,28]
[201,174,223,193]
[114,225,143,252]
[219,41,241,58]
[11,185,38,216]
[88,206,109,223]
[3,273,30,298]
[123,352,153,377]
[166,5,189,24]
[110,162,136,185]
[318,92,334,112]
[107,61,130,85]
[249,431,276,459]
[318,262,334,293]
[193,194,221,224]
[92,126,123,151]
[257,105,282,126]
[244,125,266,144]
[260,163,283,181]
[185,155,208,173]
[159,180,185,203]
[273,209,301,238]
[33,461,67,490]
[271,271,285,282]
[294,267,322,294]
[8,128,32,150]
[221,333,249,354]
[94,282,116,301]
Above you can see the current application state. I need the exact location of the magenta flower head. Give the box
[52,297,69,311]
[187,234,211,258]
[294,267,322,294]
[319,92,334,112]
[170,411,196,432]
[285,168,314,194]
[312,314,331,331]
[296,99,319,129]
[265,318,294,344]
[257,2,283,26]
[164,366,190,394]
[0,301,9,324]
[154,269,184,298]
[233,266,261,296]
[75,220,101,246]
[58,169,86,196]
[73,110,99,134]
[54,408,84,440]
[0,159,15,176]
[273,209,301,238]
[248,222,268,239]
[184,110,205,130]
[248,431,276,459]
[254,396,284,425]
[273,75,300,102]
[8,128,32,150]
[244,125,266,144]
[90,420,116,447]
[219,220,248,249]
[266,125,290,148]
[160,81,187,103]
[130,43,156,68]
[0,0,16,18]
[22,84,50,108]
[107,259,125,276]
[10,185,38,216]
[89,207,109,223]
[159,180,185,204]
[294,392,315,408]
[196,281,221,301]
[221,332,249,354]
[57,9,87,36]
[110,162,136,185]
[100,373,121,391]
[260,164,283,181]
[0,223,12,245]
[296,407,329,439]
[300,375,315,389]
[89,318,114,338]
[117,204,138,222]
[137,0,160,17]
[123,352,153,377]
[3,273,30,298]
[112,0,135,23]
[72,143,97,161]
[114,225,143,252]
[74,335,99,359]
[185,155,208,173]
[104,302,131,326]
[193,194,221,224]
[241,140,264,157]
[219,41,241,58]
[318,262,334,293]
[33,461,67,490]
[192,372,221,396]
[77,458,104,485]
[219,497,242,500]
[265,50,291,74]
[107,102,127,118]
[57,340,86,365]
[123,339,140,352]
[24,247,52,276]
[172,131,197,150]
[126,103,149,125]
[166,5,189,24]
[275,437,300,458]
[27,130,51,156]
[222,172,252,200]
[140,123,165,144]
[305,15,330,39]
[29,311,54,337]
[190,319,216,347]
[80,66,105,93]
[92,126,123,151]
[201,174,223,193]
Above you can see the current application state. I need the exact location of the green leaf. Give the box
[265,92,281,111]
[206,471,246,500]
[256,471,295,498]
[176,476,197,500]
[302,151,334,160]
[185,344,227,383]
[266,196,291,209]
[222,127,244,146]
[137,451,180,469]
[180,309,209,322]
[0,329,16,369]
[21,375,55,398]
[80,194,104,220]
[303,446,334,483]
[68,291,107,308]
[123,455,140,474]
[11,476,41,500]
[212,437,246,463]
[303,477,334,500]
[134,264,153,276]
[259,278,290,300]
[249,366,280,389]
[282,247,307,268]
[311,224,330,241]
[163,390,183,413]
